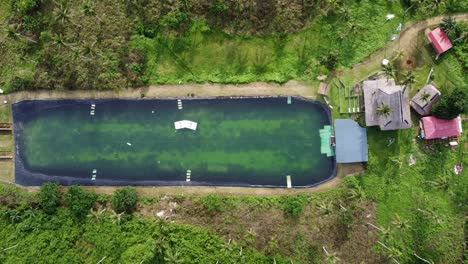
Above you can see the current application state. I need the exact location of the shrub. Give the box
[66,186,97,219]
[10,0,39,14]
[283,195,305,219]
[38,182,61,214]
[432,87,467,119]
[9,76,34,91]
[112,187,138,213]
[320,51,339,71]
[200,194,224,214]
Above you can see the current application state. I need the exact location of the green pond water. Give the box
[14,98,335,187]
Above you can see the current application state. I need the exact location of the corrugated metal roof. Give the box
[335,119,369,163]
[363,79,411,130]
[428,28,453,54]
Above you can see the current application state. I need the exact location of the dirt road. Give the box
[342,13,468,83]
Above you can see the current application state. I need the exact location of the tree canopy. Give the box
[112,187,138,213]
[432,87,467,119]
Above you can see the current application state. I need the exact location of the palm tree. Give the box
[376,102,392,118]
[109,209,124,225]
[347,187,366,202]
[402,71,415,86]
[337,5,351,21]
[164,248,184,264]
[80,40,102,61]
[377,241,402,263]
[382,63,395,80]
[391,50,404,62]
[323,247,341,263]
[87,206,106,223]
[81,1,95,16]
[316,200,334,216]
[2,24,37,43]
[324,0,343,15]
[420,91,431,102]
[426,176,449,190]
[440,16,460,39]
[402,71,415,93]
[391,214,410,230]
[53,1,70,25]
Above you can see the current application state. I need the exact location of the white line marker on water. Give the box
[286,175,292,188]
[177,99,183,110]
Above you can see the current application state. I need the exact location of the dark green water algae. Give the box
[13,97,335,187]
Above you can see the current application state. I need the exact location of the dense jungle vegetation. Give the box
[0,0,467,91]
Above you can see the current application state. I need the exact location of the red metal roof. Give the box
[422,116,462,140]
[428,28,453,54]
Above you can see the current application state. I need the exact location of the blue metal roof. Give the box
[335,119,369,163]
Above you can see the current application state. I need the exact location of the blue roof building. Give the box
[334,119,369,163]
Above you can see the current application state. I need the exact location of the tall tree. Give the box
[432,87,467,119]
[382,63,395,80]
[38,182,61,214]
[402,71,415,93]
[440,16,461,40]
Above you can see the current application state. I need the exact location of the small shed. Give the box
[410,83,441,116]
[334,119,368,163]
[420,116,462,140]
[428,28,453,55]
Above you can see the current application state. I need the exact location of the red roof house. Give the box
[421,116,462,140]
[428,28,453,54]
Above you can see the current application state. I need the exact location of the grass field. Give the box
[132,2,405,85]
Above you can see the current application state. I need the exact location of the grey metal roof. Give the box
[334,119,369,163]
[363,79,411,130]
[410,83,441,116]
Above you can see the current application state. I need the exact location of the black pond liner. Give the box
[13,96,337,188]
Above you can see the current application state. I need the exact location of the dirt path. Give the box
[341,13,468,83]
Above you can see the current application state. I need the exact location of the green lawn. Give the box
[132,1,406,84]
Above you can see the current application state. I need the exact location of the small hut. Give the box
[428,28,453,55]
[420,116,462,140]
[410,83,441,116]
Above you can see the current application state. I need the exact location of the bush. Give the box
[199,194,225,214]
[65,186,97,219]
[320,51,339,71]
[38,182,61,214]
[283,195,305,219]
[9,76,34,91]
[10,0,39,14]
[112,187,138,213]
[432,87,467,119]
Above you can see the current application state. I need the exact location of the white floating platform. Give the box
[286,175,292,188]
[175,120,197,131]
